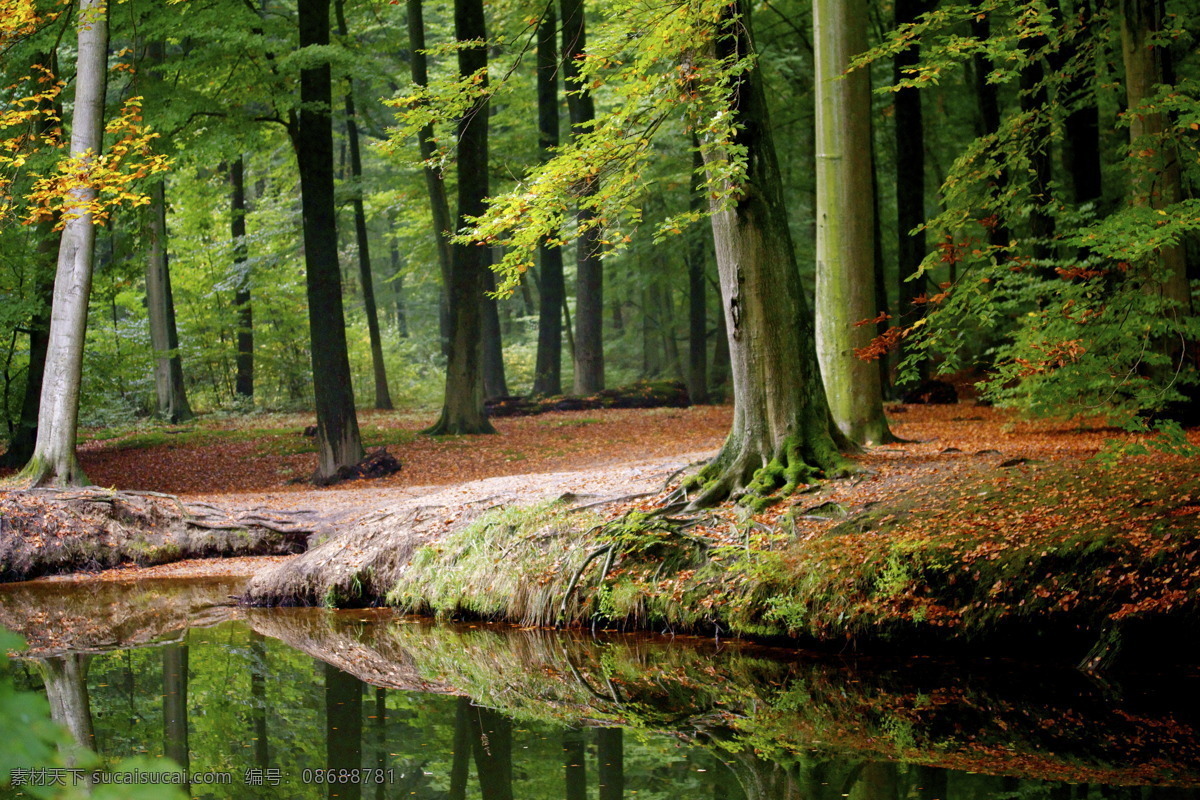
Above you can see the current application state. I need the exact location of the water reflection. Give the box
[2,578,1199,799]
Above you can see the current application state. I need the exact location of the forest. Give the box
[1,0,1200,796]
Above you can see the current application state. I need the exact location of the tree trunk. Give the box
[691,0,850,508]
[38,654,95,768]
[407,0,455,356]
[293,0,365,480]
[231,156,254,400]
[449,696,471,800]
[390,239,409,338]
[336,0,392,410]
[1053,0,1102,208]
[2,222,55,468]
[470,706,514,800]
[146,180,195,423]
[481,268,509,400]
[816,0,892,448]
[426,0,496,434]
[1120,0,1190,312]
[3,51,60,469]
[325,663,363,800]
[1019,26,1055,264]
[894,0,928,382]
[687,145,709,405]
[563,728,587,800]
[20,0,109,487]
[163,642,191,794]
[249,632,270,768]
[561,0,604,393]
[596,727,623,800]
[532,6,564,397]
[814,0,890,446]
[972,15,1012,252]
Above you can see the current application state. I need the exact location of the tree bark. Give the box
[146,179,195,423]
[293,0,365,480]
[3,50,60,469]
[406,0,455,356]
[325,663,363,800]
[335,0,392,410]
[687,145,709,405]
[563,728,587,800]
[814,0,891,445]
[596,727,623,800]
[426,0,496,434]
[894,0,929,382]
[482,268,509,400]
[691,0,850,508]
[38,654,95,768]
[20,0,109,487]
[470,706,514,800]
[532,6,565,397]
[163,642,191,793]
[231,156,254,400]
[561,0,604,393]
[1120,0,1194,385]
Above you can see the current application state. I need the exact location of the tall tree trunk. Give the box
[561,0,604,393]
[335,0,392,410]
[972,15,1012,252]
[470,707,513,800]
[532,6,564,397]
[146,180,195,423]
[563,729,587,800]
[1120,0,1193,379]
[38,655,95,768]
[814,0,891,445]
[596,727,623,800]
[231,156,254,400]
[163,642,191,794]
[687,146,709,405]
[325,663,363,800]
[482,268,509,400]
[449,696,471,800]
[20,0,109,487]
[894,0,929,382]
[1019,27,1055,263]
[691,0,850,507]
[390,239,409,337]
[293,0,365,481]
[426,0,496,434]
[1053,0,1102,208]
[3,51,60,468]
[407,0,455,356]
[2,222,55,468]
[249,632,269,768]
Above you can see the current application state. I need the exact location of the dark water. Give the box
[2,577,1200,800]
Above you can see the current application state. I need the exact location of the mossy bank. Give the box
[243,456,1200,671]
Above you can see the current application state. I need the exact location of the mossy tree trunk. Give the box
[813,0,891,446]
[691,0,850,508]
[427,0,496,434]
[292,0,365,479]
[20,0,109,488]
[39,655,95,767]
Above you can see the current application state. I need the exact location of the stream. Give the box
[2,576,1199,799]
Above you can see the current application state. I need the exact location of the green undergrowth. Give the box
[382,458,1200,666]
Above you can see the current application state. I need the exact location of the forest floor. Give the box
[4,401,1199,668]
